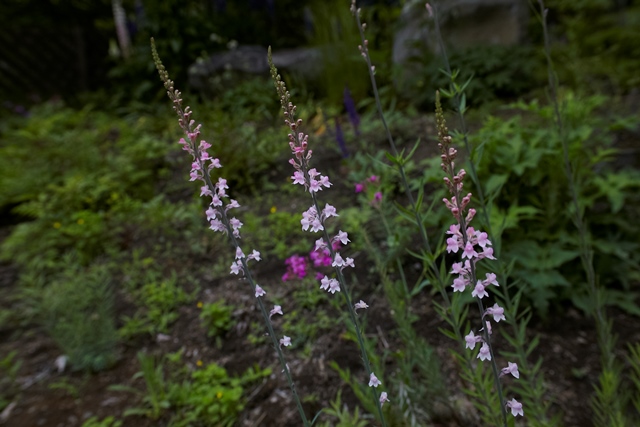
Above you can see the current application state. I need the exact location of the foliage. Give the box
[466,94,640,316]
[42,262,119,371]
[316,390,369,427]
[0,351,21,412]
[407,44,543,108]
[545,0,640,92]
[120,266,191,339]
[199,300,236,347]
[0,102,173,271]
[81,416,123,427]
[113,351,270,426]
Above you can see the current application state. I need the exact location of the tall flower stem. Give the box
[151,39,310,427]
[269,49,388,427]
[351,2,501,421]
[536,2,624,424]
[436,93,507,427]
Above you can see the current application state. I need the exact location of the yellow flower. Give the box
[216,391,223,399]
[196,360,203,367]
[77,218,85,225]
[270,206,277,214]
[53,222,62,229]
[197,301,203,308]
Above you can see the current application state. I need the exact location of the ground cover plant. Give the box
[0,0,639,426]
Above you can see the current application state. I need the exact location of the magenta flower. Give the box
[355,183,364,193]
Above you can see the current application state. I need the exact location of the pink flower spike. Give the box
[379,391,390,406]
[280,336,292,347]
[270,305,283,318]
[235,247,245,259]
[354,300,368,312]
[255,285,266,298]
[465,330,482,350]
[506,398,524,417]
[478,342,492,361]
[501,362,520,379]
[471,281,488,299]
[369,372,381,387]
[486,303,506,322]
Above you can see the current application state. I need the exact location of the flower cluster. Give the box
[436,92,523,417]
[282,240,342,282]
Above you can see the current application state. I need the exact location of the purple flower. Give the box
[343,86,360,135]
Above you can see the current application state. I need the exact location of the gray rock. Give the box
[393,0,529,65]
[188,45,323,91]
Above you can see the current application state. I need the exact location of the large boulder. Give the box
[393,0,529,67]
[188,45,323,91]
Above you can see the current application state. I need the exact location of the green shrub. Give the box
[42,263,119,371]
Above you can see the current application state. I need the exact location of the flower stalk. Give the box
[151,38,310,427]
[268,47,389,426]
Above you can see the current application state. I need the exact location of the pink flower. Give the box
[501,362,520,379]
[485,303,505,322]
[255,285,266,298]
[471,281,488,298]
[379,391,389,406]
[335,230,350,245]
[452,276,467,292]
[373,192,382,202]
[355,183,364,193]
[269,305,283,318]
[462,241,479,259]
[368,372,381,387]
[322,204,338,218]
[478,342,491,361]
[292,171,306,185]
[230,261,242,275]
[235,247,245,259]
[354,300,368,312]
[280,336,292,347]
[506,398,524,417]
[465,330,482,350]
